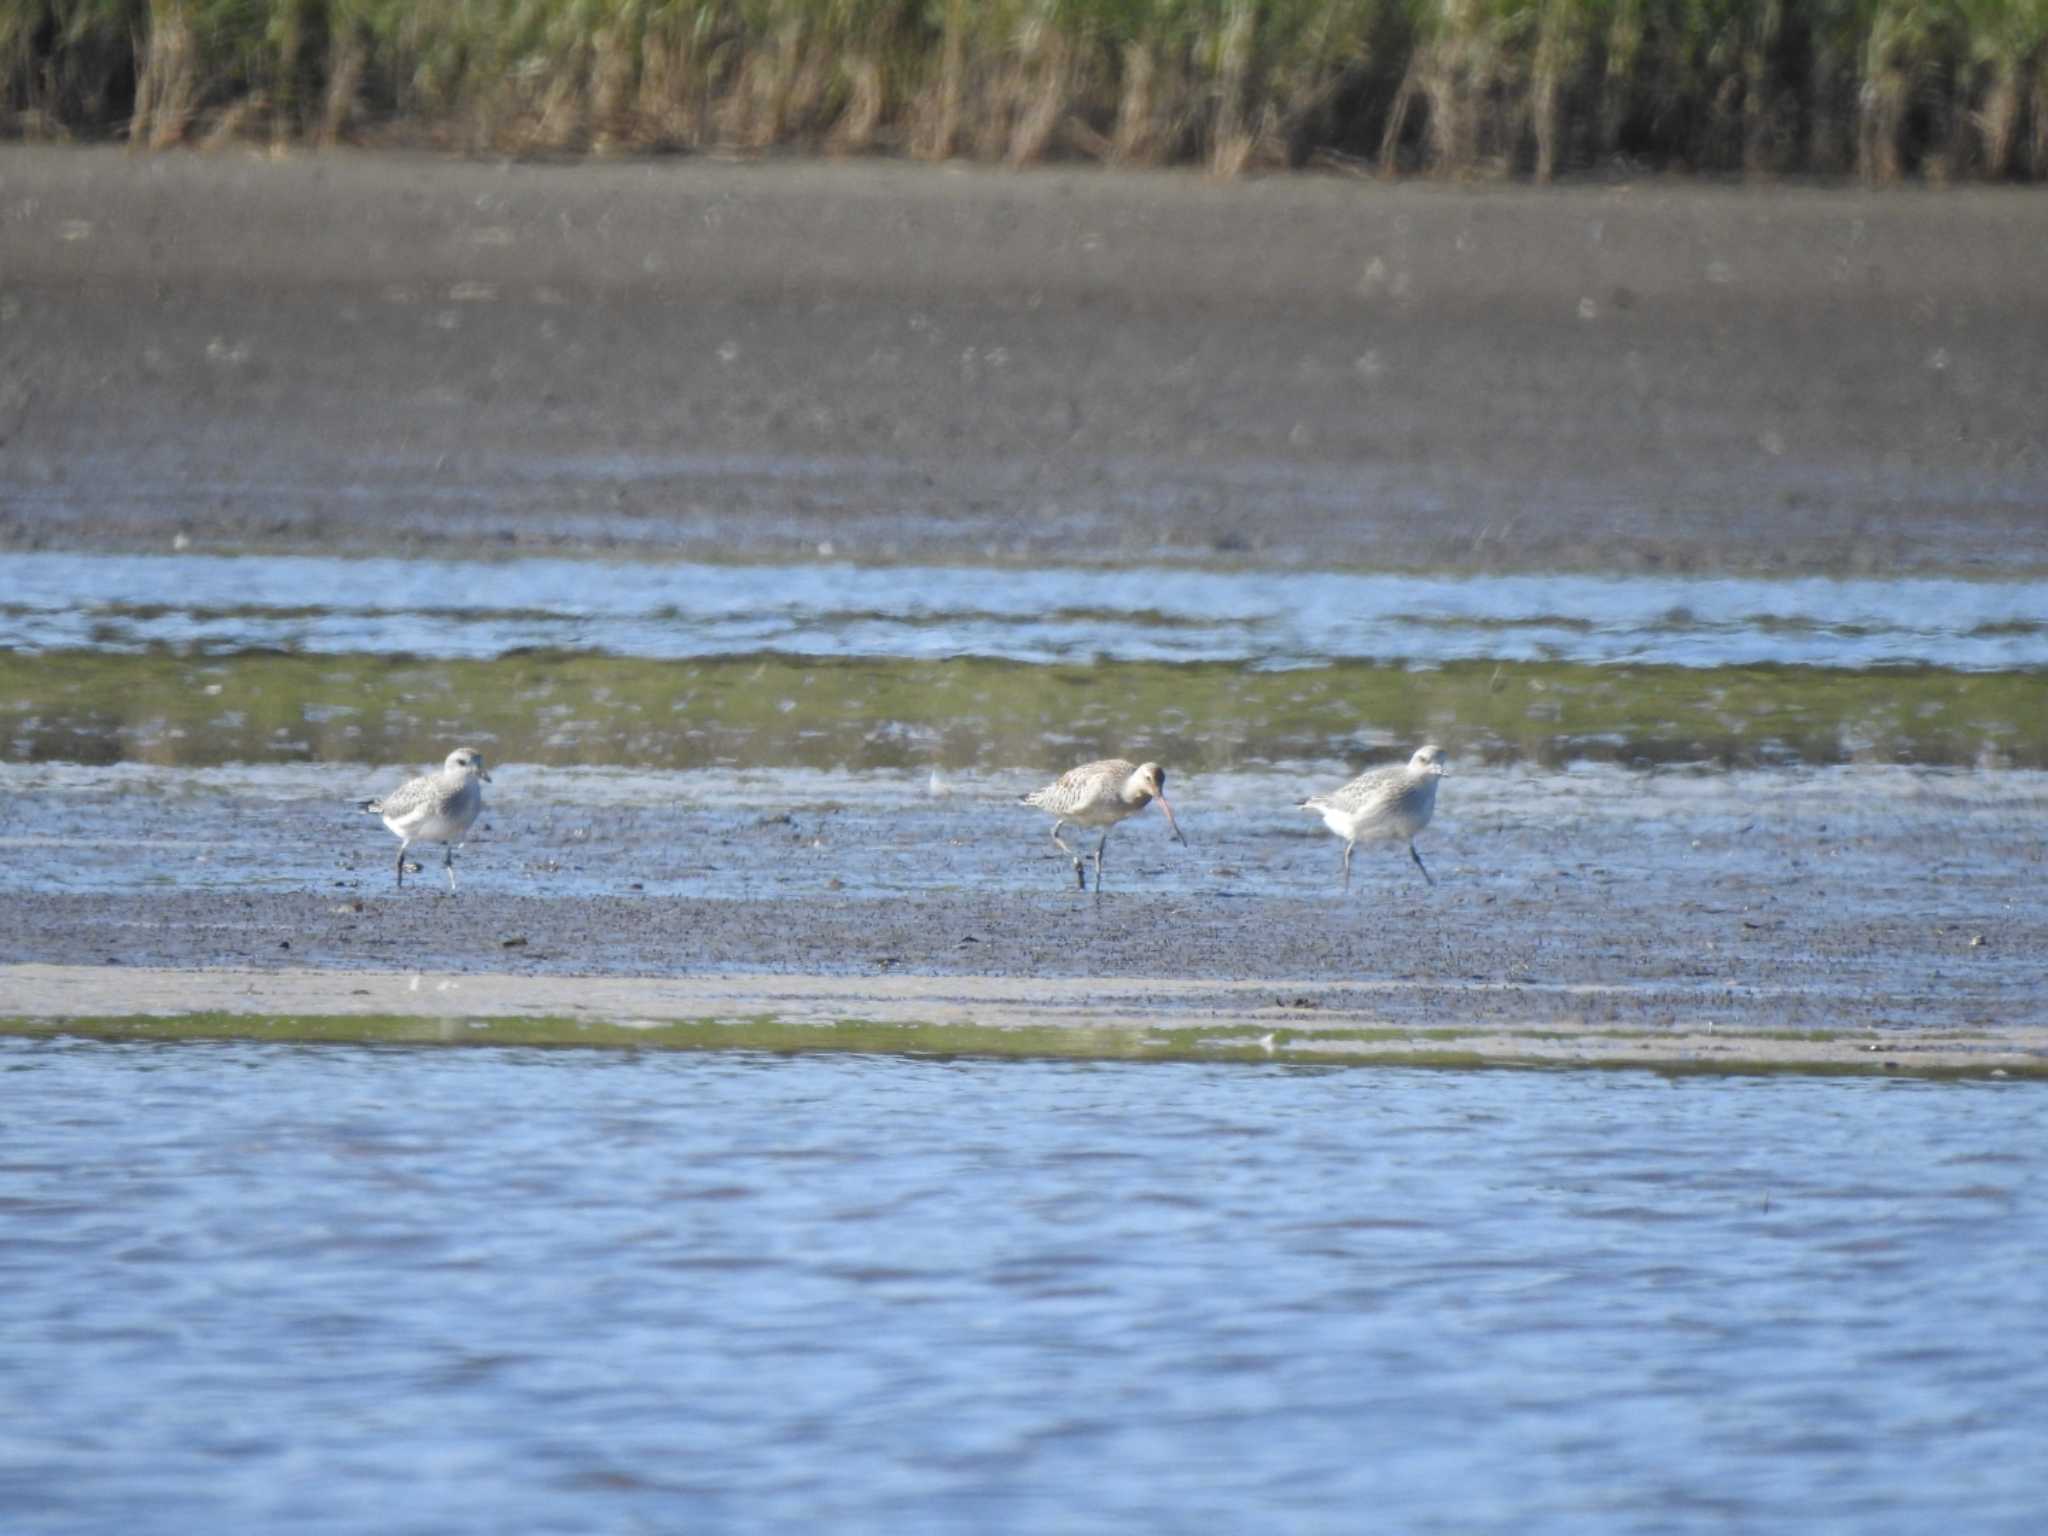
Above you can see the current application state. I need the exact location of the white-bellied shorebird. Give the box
[1299,744,1447,891]
[360,747,492,891]
[1021,759,1186,895]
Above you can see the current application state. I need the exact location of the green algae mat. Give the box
[8,652,2045,771]
[6,967,2042,1079]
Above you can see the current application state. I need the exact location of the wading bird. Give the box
[1300,745,1447,891]
[360,747,492,891]
[1022,759,1186,895]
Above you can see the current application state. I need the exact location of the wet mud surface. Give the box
[4,766,2041,1039]
[5,150,2046,1048]
[7,149,2048,576]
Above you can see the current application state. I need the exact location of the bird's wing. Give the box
[1323,763,1407,815]
[369,771,435,818]
[1057,758,1132,789]
[1026,759,1130,807]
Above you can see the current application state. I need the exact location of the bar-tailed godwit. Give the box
[1299,744,1447,890]
[1021,759,1186,895]
[360,747,492,891]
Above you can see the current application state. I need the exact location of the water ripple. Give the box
[2,1043,2044,1533]
[7,553,2048,670]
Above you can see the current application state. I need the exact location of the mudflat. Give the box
[6,147,2048,574]
[4,149,2046,1063]
[1,763,2041,1066]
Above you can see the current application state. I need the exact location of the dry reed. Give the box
[6,0,2048,178]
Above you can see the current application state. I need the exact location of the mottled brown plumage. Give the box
[1022,758,1186,895]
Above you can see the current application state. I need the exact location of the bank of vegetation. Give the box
[6,0,2047,180]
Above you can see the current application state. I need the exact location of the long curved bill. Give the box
[1155,794,1188,847]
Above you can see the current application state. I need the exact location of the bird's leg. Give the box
[1050,820,1085,889]
[395,839,409,888]
[1342,839,1353,893]
[1048,819,1073,857]
[1409,840,1435,887]
[1092,831,1110,898]
[444,843,458,894]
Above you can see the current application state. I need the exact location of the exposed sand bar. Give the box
[6,964,2044,1076]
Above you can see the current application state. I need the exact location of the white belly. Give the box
[384,787,481,845]
[1325,781,1434,843]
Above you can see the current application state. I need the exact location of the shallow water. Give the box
[1,756,2037,909]
[2,1040,2043,1534]
[9,552,2048,669]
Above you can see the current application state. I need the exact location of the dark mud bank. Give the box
[7,151,2048,576]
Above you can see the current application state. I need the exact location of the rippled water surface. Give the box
[4,1041,2044,1534]
[10,552,2048,668]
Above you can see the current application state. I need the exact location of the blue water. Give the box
[4,1040,2043,1534]
[7,552,2048,669]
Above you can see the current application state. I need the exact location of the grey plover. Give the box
[1300,744,1447,890]
[1021,759,1186,895]
[360,747,492,891]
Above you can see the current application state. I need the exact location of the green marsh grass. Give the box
[8,0,2048,177]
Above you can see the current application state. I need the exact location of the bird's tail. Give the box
[1297,797,1325,813]
[358,798,383,815]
